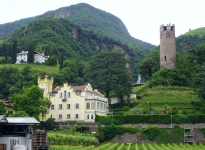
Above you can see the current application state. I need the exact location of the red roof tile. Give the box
[0,99,13,107]
[72,85,87,92]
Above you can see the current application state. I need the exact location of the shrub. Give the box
[141,125,160,141]
[127,108,143,114]
[98,124,139,141]
[182,109,187,114]
[122,106,129,112]
[44,118,55,126]
[9,111,29,117]
[71,127,76,133]
[58,128,64,131]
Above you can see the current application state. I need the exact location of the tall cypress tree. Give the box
[45,47,48,56]
[5,51,7,61]
[2,43,6,56]
[27,44,31,63]
[31,42,35,63]
[60,51,63,70]
[11,39,17,64]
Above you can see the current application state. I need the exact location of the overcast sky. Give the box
[0,0,204,46]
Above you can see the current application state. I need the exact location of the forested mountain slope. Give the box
[176,28,205,53]
[0,3,156,50]
[0,17,149,76]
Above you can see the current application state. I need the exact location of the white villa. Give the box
[38,76,109,122]
[16,51,49,64]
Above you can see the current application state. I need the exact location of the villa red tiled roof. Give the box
[94,91,102,97]
[52,87,61,93]
[72,85,87,92]
[0,99,13,107]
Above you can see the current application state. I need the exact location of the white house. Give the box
[111,91,137,104]
[16,51,49,64]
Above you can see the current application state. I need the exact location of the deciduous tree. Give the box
[12,85,51,120]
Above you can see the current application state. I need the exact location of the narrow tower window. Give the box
[164,56,167,61]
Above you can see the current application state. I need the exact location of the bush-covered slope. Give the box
[1,17,149,76]
[0,3,156,50]
[176,28,205,53]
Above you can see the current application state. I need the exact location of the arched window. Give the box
[64,90,66,99]
[91,114,94,119]
[87,114,89,119]
[164,56,167,61]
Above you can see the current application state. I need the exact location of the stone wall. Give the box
[109,128,205,144]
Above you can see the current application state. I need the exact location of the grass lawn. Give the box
[0,63,59,74]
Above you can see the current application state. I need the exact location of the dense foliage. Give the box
[12,85,51,120]
[10,111,29,117]
[0,101,7,115]
[0,63,86,101]
[149,68,191,87]
[85,51,133,98]
[98,124,139,141]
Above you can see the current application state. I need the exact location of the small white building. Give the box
[16,51,49,64]
[111,91,137,104]
[0,115,40,150]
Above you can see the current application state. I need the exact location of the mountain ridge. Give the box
[0,3,156,50]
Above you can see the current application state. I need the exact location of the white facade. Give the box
[16,51,48,64]
[16,51,28,64]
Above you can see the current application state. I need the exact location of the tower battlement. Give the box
[38,75,54,98]
[160,23,175,31]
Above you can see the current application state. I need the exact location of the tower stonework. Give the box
[160,24,176,70]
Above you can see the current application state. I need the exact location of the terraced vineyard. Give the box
[50,143,205,150]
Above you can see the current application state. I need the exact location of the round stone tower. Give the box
[160,24,176,70]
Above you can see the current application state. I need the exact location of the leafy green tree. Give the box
[47,56,57,66]
[131,98,138,107]
[11,39,17,64]
[126,97,132,108]
[44,118,55,126]
[175,53,188,69]
[163,104,169,112]
[12,85,51,119]
[0,101,7,115]
[187,46,205,99]
[85,51,132,98]
[147,100,153,112]
[138,57,159,80]
[71,127,76,133]
[10,111,29,117]
[60,51,64,70]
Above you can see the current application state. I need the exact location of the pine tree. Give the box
[60,51,63,70]
[27,44,31,63]
[11,39,17,64]
[31,42,35,63]
[5,51,7,61]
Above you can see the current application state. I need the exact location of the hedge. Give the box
[109,103,135,109]
[96,114,205,124]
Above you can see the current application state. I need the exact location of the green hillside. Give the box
[0,3,156,50]
[134,85,200,109]
[176,28,205,53]
[0,17,149,76]
[185,27,205,37]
